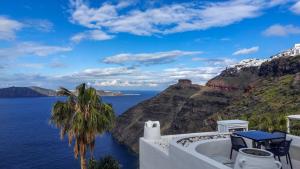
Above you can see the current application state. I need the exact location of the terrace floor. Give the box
[208,144,300,169]
[210,155,298,169]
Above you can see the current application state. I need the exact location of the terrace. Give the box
[140,120,300,169]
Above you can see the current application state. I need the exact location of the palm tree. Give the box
[50,83,115,169]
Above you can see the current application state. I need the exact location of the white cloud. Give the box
[0,73,50,88]
[0,42,72,58]
[0,17,54,40]
[233,46,259,55]
[69,0,282,37]
[192,58,237,66]
[49,60,67,68]
[267,0,291,7]
[263,24,300,36]
[24,19,54,32]
[74,66,223,88]
[162,67,221,81]
[64,67,136,79]
[0,16,23,40]
[71,30,114,43]
[220,38,231,41]
[0,60,233,89]
[290,1,300,15]
[103,50,202,65]
[18,63,44,69]
[94,79,158,87]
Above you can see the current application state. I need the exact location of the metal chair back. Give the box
[271,130,287,144]
[230,135,248,151]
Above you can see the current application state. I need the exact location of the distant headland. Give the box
[0,86,124,98]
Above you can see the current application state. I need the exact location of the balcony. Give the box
[140,120,300,169]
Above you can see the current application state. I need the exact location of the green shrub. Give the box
[88,156,120,169]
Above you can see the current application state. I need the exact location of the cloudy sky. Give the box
[1,0,300,90]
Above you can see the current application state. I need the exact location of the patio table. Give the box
[234,130,285,148]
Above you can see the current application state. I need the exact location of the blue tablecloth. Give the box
[234,130,284,142]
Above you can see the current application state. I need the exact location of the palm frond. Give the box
[57,87,74,96]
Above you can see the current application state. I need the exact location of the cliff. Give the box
[112,81,202,152]
[112,54,300,153]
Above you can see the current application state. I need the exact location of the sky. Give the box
[0,0,300,90]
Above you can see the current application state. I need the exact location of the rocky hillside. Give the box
[219,55,300,132]
[112,55,300,153]
[0,86,57,98]
[112,79,202,152]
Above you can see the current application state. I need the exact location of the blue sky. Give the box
[0,0,300,90]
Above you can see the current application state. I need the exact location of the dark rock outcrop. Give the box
[259,55,300,77]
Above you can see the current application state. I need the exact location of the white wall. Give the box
[195,139,231,158]
[170,138,231,169]
[140,134,300,169]
[139,139,172,169]
[140,136,231,169]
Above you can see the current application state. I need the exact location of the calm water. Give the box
[0,91,158,169]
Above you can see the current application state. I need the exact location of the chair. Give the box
[271,130,287,145]
[230,135,248,159]
[266,139,293,169]
[260,130,287,149]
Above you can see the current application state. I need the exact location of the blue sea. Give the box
[0,91,158,169]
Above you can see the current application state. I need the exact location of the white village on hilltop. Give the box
[274,44,300,58]
[232,43,300,70]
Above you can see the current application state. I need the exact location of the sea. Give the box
[0,91,158,169]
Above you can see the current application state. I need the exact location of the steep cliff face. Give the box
[167,66,260,134]
[259,55,300,77]
[168,87,235,134]
[112,55,300,153]
[207,66,259,91]
[112,81,202,152]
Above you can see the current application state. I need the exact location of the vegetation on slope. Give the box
[88,156,120,169]
[220,74,300,135]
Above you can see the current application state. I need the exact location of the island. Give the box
[0,86,124,98]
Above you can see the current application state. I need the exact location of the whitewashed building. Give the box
[140,120,300,169]
[272,43,300,58]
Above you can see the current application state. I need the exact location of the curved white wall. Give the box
[195,138,231,157]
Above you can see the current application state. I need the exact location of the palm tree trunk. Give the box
[80,154,87,169]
